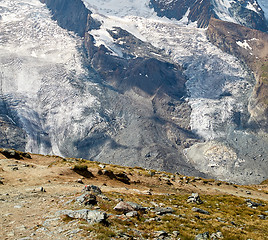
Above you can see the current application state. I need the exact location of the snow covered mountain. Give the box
[0,0,267,184]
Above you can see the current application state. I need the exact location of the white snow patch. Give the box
[236,40,252,50]
[246,1,259,13]
[82,0,155,18]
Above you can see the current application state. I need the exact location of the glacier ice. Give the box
[0,0,102,155]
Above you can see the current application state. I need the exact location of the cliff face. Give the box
[150,0,268,31]
[207,17,268,131]
[40,0,90,36]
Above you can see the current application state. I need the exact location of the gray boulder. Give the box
[153,207,174,215]
[126,201,146,211]
[58,209,107,224]
[114,201,135,213]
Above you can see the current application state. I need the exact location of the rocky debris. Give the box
[210,231,224,239]
[0,149,22,160]
[192,207,210,215]
[83,185,102,195]
[76,193,97,205]
[246,199,263,208]
[126,211,138,217]
[187,193,203,204]
[0,149,32,160]
[153,207,174,215]
[58,209,107,224]
[114,201,135,213]
[145,217,161,222]
[195,232,210,240]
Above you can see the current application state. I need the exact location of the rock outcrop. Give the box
[150,0,268,31]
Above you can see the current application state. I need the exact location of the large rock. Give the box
[114,201,135,213]
[58,209,107,224]
[153,207,175,215]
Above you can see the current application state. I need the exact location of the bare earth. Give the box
[0,152,267,239]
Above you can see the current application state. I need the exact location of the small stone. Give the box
[153,207,174,215]
[172,231,180,237]
[77,179,83,184]
[211,231,223,239]
[154,230,168,239]
[258,215,266,220]
[192,207,210,215]
[126,211,138,217]
[40,187,46,192]
[58,209,107,224]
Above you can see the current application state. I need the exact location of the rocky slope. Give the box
[207,17,268,130]
[0,149,267,239]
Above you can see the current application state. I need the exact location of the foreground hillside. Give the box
[0,149,267,240]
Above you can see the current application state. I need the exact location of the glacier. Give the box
[0,0,103,155]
